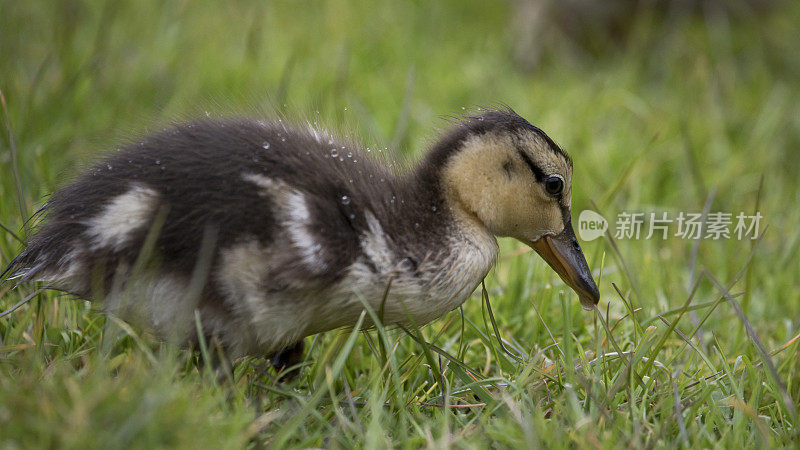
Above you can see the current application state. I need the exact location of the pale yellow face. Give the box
[441,130,573,243]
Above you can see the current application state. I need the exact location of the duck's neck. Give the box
[391,155,498,263]
[385,162,497,309]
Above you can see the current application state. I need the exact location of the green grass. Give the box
[2,0,800,447]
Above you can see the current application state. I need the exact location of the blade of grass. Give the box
[0,287,47,319]
[705,271,797,421]
[742,173,763,313]
[530,296,564,358]
[107,315,157,366]
[612,282,644,340]
[353,289,412,413]
[594,303,647,392]
[0,89,28,239]
[389,66,415,153]
[637,273,705,383]
[640,291,744,326]
[443,359,497,407]
[590,199,642,302]
[657,315,716,374]
[397,324,485,381]
[464,316,515,371]
[400,320,444,398]
[665,229,766,367]
[598,132,658,208]
[271,311,366,448]
[482,281,525,363]
[0,219,23,244]
[608,323,659,399]
[193,310,213,377]
[672,380,690,447]
[687,187,717,351]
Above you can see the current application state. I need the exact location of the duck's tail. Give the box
[0,253,23,284]
[1,241,51,288]
[1,225,92,297]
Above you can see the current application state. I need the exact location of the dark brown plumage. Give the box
[2,108,599,368]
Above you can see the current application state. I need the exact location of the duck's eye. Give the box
[544,176,564,196]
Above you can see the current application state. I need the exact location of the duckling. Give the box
[2,108,599,368]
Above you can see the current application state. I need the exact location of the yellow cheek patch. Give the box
[441,134,516,232]
[441,133,569,241]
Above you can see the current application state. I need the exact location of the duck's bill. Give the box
[529,224,600,310]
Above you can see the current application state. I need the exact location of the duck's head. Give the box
[431,108,600,309]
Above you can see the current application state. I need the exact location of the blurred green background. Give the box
[1,0,799,447]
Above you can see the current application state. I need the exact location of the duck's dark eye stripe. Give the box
[517,148,545,182]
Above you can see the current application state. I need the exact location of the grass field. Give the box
[2,1,800,447]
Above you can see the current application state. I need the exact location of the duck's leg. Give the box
[270,340,305,380]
